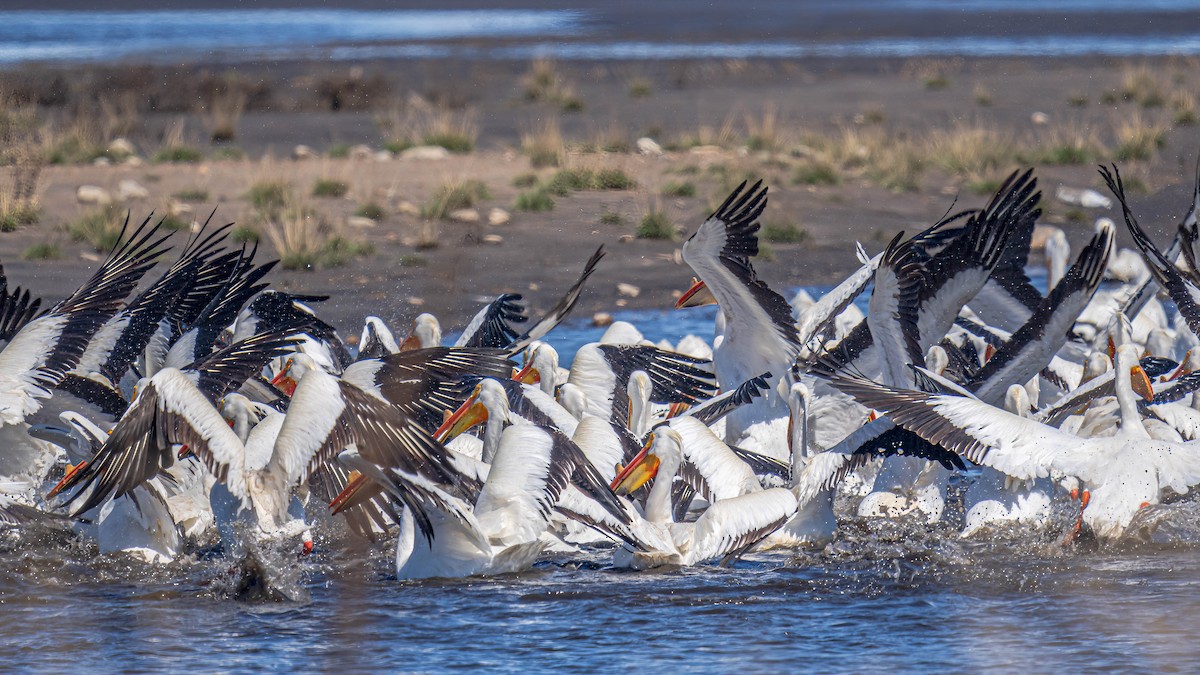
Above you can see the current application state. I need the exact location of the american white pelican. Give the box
[831,344,1200,540]
[610,428,797,569]
[677,181,800,441]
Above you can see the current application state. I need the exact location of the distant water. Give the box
[5,3,1200,65]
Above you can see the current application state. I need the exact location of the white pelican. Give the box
[677,180,800,441]
[610,428,797,569]
[831,344,1200,541]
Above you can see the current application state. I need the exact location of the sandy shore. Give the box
[3,51,1200,337]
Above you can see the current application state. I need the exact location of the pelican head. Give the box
[676,277,717,309]
[433,378,510,442]
[610,428,682,495]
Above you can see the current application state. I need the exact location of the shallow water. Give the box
[5,3,1200,64]
[5,272,1200,670]
[5,511,1200,671]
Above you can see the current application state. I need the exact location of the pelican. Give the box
[830,344,1200,540]
[610,428,796,569]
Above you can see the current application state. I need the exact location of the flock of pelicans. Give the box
[5,162,1200,590]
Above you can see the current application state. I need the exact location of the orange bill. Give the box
[48,460,88,498]
[675,278,717,309]
[433,386,487,443]
[610,434,661,495]
[1130,365,1154,402]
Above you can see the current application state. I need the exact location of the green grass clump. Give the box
[762,221,808,244]
[636,210,675,240]
[512,173,539,188]
[599,210,623,225]
[312,179,349,198]
[384,139,414,155]
[211,146,245,161]
[628,77,653,99]
[69,206,126,251]
[515,188,555,212]
[1033,144,1095,165]
[592,168,635,190]
[247,181,291,215]
[317,237,375,268]
[22,242,60,260]
[546,167,635,194]
[355,202,387,220]
[328,144,351,159]
[662,181,696,198]
[172,188,210,202]
[48,135,105,165]
[231,225,260,243]
[421,179,489,220]
[153,146,204,163]
[792,160,841,186]
[0,203,39,232]
[422,133,473,154]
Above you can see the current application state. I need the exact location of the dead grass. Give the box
[520,58,585,112]
[421,178,489,220]
[264,204,372,270]
[744,103,781,152]
[926,123,1012,176]
[1173,91,1198,126]
[668,115,739,150]
[69,205,126,251]
[1025,126,1105,165]
[522,118,566,168]
[379,97,479,153]
[1120,64,1165,108]
[1114,112,1168,161]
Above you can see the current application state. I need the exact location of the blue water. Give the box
[4,3,1200,64]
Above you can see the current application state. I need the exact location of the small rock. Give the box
[616,283,641,298]
[407,297,425,306]
[482,234,504,245]
[618,234,634,243]
[396,201,420,216]
[168,200,192,217]
[592,312,614,327]
[347,216,376,228]
[79,252,101,263]
[349,144,374,160]
[117,179,150,201]
[1055,186,1112,209]
[488,208,511,226]
[373,150,394,162]
[449,208,480,223]
[400,145,450,161]
[528,282,540,291]
[689,145,724,156]
[108,138,135,156]
[124,156,144,167]
[92,157,111,166]
[292,144,317,160]
[615,299,628,307]
[76,185,112,206]
[636,137,663,156]
[1031,111,1050,125]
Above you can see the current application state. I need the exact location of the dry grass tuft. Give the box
[421,179,489,220]
[69,205,127,251]
[1120,64,1165,108]
[744,103,781,151]
[264,204,373,270]
[1114,112,1168,161]
[521,58,585,112]
[522,118,566,168]
[380,97,479,154]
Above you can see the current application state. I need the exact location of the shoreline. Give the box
[2,52,1199,336]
